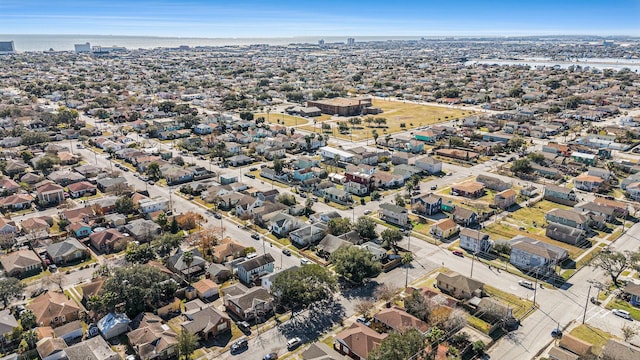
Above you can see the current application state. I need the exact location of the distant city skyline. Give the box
[1,0,639,37]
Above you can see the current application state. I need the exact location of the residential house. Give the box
[46,238,90,265]
[436,271,484,300]
[378,203,408,227]
[0,217,17,240]
[546,209,590,230]
[301,343,343,360]
[36,182,65,205]
[62,334,120,359]
[97,313,131,340]
[430,218,459,239]
[451,207,478,227]
[48,170,84,186]
[127,313,178,360]
[0,193,33,211]
[20,216,51,238]
[223,285,274,321]
[235,195,263,217]
[28,292,81,327]
[600,339,640,360]
[66,181,97,198]
[359,242,387,262]
[289,223,328,247]
[0,249,42,278]
[36,337,68,360]
[571,152,596,166]
[459,228,492,253]
[0,309,19,341]
[545,223,586,246]
[320,187,352,204]
[451,181,485,198]
[206,263,232,283]
[573,174,605,192]
[391,152,415,165]
[192,278,219,300]
[210,238,247,264]
[495,189,517,209]
[182,305,230,341]
[167,248,206,279]
[138,197,169,214]
[60,207,95,223]
[409,194,440,216]
[509,236,568,274]
[373,306,429,333]
[80,278,104,306]
[624,282,640,307]
[124,219,161,242]
[96,177,128,193]
[414,156,443,174]
[548,334,593,360]
[237,254,275,285]
[0,177,21,194]
[68,222,91,238]
[544,184,577,205]
[334,322,387,360]
[576,201,616,223]
[476,174,511,191]
[89,229,130,253]
[269,212,302,238]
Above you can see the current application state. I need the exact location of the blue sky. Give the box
[1,0,639,37]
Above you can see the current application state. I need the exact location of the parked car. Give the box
[49,264,58,272]
[251,233,260,240]
[249,167,258,171]
[452,250,464,257]
[230,338,249,353]
[430,185,437,190]
[286,337,302,351]
[236,321,251,334]
[356,317,371,326]
[551,328,563,338]
[518,280,534,289]
[612,309,632,320]
[213,213,222,219]
[300,258,312,265]
[245,174,256,179]
[263,353,278,360]
[31,287,48,298]
[363,209,372,215]
[282,249,291,256]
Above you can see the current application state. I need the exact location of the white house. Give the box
[319,146,355,162]
[459,228,493,253]
[415,156,443,174]
[97,313,131,340]
[509,236,568,274]
[138,197,169,214]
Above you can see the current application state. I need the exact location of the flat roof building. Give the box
[0,41,15,54]
[307,97,372,116]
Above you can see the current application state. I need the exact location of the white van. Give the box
[518,280,534,289]
[246,252,258,259]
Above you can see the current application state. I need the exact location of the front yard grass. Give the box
[569,324,614,356]
[484,285,534,319]
[605,299,640,321]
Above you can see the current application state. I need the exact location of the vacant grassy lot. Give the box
[483,222,585,259]
[485,285,534,319]
[569,324,615,356]
[254,113,310,127]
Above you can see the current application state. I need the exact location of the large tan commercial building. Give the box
[307,97,379,116]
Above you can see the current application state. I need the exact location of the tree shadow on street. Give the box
[278,298,345,340]
[340,279,379,300]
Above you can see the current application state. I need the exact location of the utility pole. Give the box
[583,284,592,324]
[470,251,477,278]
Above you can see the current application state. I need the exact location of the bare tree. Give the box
[622,323,639,342]
[444,308,468,332]
[374,284,399,305]
[354,299,376,319]
[48,273,65,292]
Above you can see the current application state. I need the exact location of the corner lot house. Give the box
[0,249,42,278]
[436,271,484,300]
[509,236,568,274]
[28,292,81,327]
[46,238,90,265]
[334,322,387,360]
[459,228,492,253]
[378,203,408,227]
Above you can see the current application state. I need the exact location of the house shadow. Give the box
[278,298,345,341]
[505,203,523,213]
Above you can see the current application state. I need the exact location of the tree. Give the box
[444,308,468,332]
[48,273,65,291]
[354,217,377,240]
[367,328,425,360]
[125,243,156,264]
[183,251,194,285]
[405,290,435,322]
[276,194,296,206]
[270,264,337,311]
[19,309,36,330]
[380,228,403,250]
[328,217,352,236]
[395,193,405,207]
[146,162,162,181]
[0,278,24,308]
[374,284,399,304]
[152,233,182,257]
[273,158,284,175]
[622,324,639,342]
[355,300,376,319]
[178,329,198,360]
[170,217,180,234]
[527,153,546,164]
[35,156,59,173]
[371,191,381,200]
[593,250,639,288]
[372,129,379,143]
[239,111,254,121]
[473,340,486,355]
[493,241,511,256]
[331,245,381,284]
[115,196,136,215]
[511,159,532,174]
[402,252,414,287]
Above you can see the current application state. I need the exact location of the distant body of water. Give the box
[466,58,640,72]
[0,34,424,52]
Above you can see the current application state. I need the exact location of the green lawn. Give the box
[606,299,640,321]
[254,113,310,127]
[484,285,534,319]
[467,315,492,334]
[569,324,615,356]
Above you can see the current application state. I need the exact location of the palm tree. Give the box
[402,252,414,288]
[372,130,379,144]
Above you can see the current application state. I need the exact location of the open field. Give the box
[299,99,472,141]
[255,113,310,127]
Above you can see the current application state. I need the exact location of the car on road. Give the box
[363,209,372,215]
[230,338,249,353]
[612,309,632,320]
[148,180,155,185]
[430,185,437,190]
[551,328,563,338]
[213,213,222,219]
[260,164,268,168]
[518,280,534,289]
[282,249,291,256]
[245,173,256,179]
[251,233,260,240]
[49,264,58,272]
[263,353,278,360]
[452,250,464,257]
[286,337,302,351]
[249,167,258,171]
[300,258,312,265]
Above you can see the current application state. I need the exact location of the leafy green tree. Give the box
[35,156,59,173]
[271,264,337,311]
[178,329,198,360]
[19,150,34,164]
[330,245,381,284]
[593,250,640,288]
[239,111,254,121]
[19,309,36,330]
[328,217,352,236]
[367,328,425,360]
[273,158,284,175]
[527,153,546,164]
[473,340,487,355]
[125,243,156,264]
[395,194,405,207]
[115,195,136,215]
[511,159,532,174]
[170,217,180,234]
[152,233,182,257]
[20,132,49,146]
[0,278,25,308]
[371,191,381,200]
[276,194,296,206]
[146,162,162,181]
[354,217,377,239]
[381,228,403,250]
[183,251,194,285]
